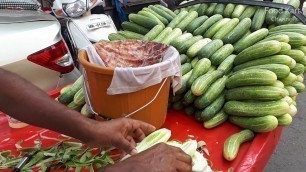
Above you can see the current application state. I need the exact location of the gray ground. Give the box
[265,79,306,172]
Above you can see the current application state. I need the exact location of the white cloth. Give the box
[84,44,182,95]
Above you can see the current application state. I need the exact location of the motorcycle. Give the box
[50,0,118,68]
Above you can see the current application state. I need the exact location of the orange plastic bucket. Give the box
[78,50,171,128]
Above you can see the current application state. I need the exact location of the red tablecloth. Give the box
[0,89,283,172]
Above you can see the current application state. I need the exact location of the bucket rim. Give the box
[78,46,179,73]
[78,50,114,75]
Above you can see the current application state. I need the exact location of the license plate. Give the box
[87,21,111,30]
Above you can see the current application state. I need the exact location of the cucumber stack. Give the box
[56,76,93,118]
[106,3,306,134]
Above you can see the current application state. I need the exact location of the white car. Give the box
[0,8,80,91]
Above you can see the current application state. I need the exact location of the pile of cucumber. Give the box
[55,76,93,118]
[107,0,306,135]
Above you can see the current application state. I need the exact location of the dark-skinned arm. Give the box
[0,68,94,143]
[0,68,155,153]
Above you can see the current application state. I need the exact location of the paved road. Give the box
[265,79,306,172]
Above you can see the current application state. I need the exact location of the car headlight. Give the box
[63,0,86,18]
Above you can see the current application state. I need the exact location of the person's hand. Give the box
[86,118,156,155]
[102,143,193,172]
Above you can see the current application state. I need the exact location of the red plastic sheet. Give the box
[0,89,283,172]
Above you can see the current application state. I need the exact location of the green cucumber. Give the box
[155,4,177,18]
[273,80,285,88]
[183,90,196,105]
[225,86,287,101]
[138,10,165,28]
[299,57,306,66]
[191,70,224,96]
[237,64,290,79]
[223,129,254,161]
[197,3,209,16]
[297,74,304,82]
[224,100,289,117]
[195,76,227,109]
[143,25,164,41]
[214,4,226,15]
[180,54,189,64]
[195,110,203,122]
[296,46,306,55]
[276,0,300,25]
[187,58,211,87]
[232,5,247,18]
[217,55,237,75]
[167,10,189,29]
[251,8,267,31]
[176,11,199,32]
[259,34,290,44]
[73,88,85,106]
[186,38,211,58]
[288,104,297,116]
[226,69,277,89]
[58,77,83,105]
[152,27,173,43]
[204,18,231,38]
[285,50,305,62]
[277,114,293,126]
[229,115,279,132]
[282,96,293,104]
[223,3,236,18]
[268,32,306,48]
[204,110,228,129]
[289,57,297,69]
[210,44,234,66]
[205,3,218,16]
[176,35,203,54]
[265,0,284,25]
[291,81,305,93]
[181,63,192,75]
[161,28,183,45]
[201,93,225,121]
[67,101,82,111]
[198,39,224,59]
[108,33,127,41]
[281,73,297,85]
[170,33,193,48]
[186,16,209,33]
[234,40,282,65]
[118,31,144,40]
[193,14,223,36]
[233,55,293,71]
[239,6,257,20]
[213,18,240,40]
[149,5,174,22]
[191,57,199,68]
[188,4,200,12]
[128,14,159,29]
[176,70,193,95]
[234,28,269,54]
[169,93,184,103]
[285,85,298,97]
[81,104,92,117]
[143,7,169,26]
[291,63,305,75]
[223,18,252,44]
[278,42,292,54]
